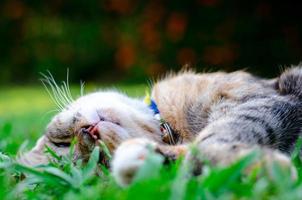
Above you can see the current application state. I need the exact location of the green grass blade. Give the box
[82,146,100,179]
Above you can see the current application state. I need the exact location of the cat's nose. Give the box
[81,125,100,140]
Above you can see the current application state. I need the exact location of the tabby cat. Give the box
[19,66,302,186]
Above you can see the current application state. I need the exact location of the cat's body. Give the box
[153,70,302,153]
[19,67,302,186]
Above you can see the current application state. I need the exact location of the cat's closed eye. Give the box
[52,141,71,148]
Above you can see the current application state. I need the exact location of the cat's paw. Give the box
[254,149,296,178]
[111,138,156,186]
[263,149,292,167]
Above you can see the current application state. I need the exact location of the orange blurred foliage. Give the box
[103,0,135,15]
[203,45,238,65]
[177,48,197,65]
[166,13,187,42]
[115,41,136,70]
[3,0,26,19]
[146,63,166,77]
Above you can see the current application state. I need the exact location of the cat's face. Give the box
[19,91,162,166]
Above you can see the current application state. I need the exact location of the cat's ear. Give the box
[17,136,49,166]
[277,67,302,100]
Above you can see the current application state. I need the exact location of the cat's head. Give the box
[18,90,162,166]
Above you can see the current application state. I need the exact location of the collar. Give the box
[144,91,181,145]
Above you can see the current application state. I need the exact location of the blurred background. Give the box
[1,0,302,84]
[0,0,302,155]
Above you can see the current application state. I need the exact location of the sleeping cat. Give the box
[18,67,302,186]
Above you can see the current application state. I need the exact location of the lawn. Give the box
[1,85,302,200]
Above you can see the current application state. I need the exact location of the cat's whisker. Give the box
[44,109,61,117]
[62,81,74,103]
[42,72,66,107]
[45,79,66,110]
[40,77,64,111]
[40,70,76,111]
[64,69,75,102]
[59,84,73,106]
[47,72,71,107]
[80,81,85,96]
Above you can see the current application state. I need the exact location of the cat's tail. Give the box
[277,66,302,100]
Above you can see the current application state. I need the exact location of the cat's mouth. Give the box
[81,117,122,140]
[82,125,101,140]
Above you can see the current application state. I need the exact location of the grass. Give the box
[1,85,302,200]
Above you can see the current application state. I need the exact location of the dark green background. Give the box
[1,0,302,84]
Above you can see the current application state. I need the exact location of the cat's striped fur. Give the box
[19,66,302,186]
[154,68,302,153]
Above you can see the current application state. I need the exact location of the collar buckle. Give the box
[144,92,182,145]
[160,122,181,145]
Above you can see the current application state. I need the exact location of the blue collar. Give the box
[149,99,160,115]
[144,91,160,115]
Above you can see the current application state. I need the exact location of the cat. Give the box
[18,66,302,186]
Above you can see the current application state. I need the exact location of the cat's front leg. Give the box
[190,140,293,172]
[111,138,187,186]
[188,119,295,176]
